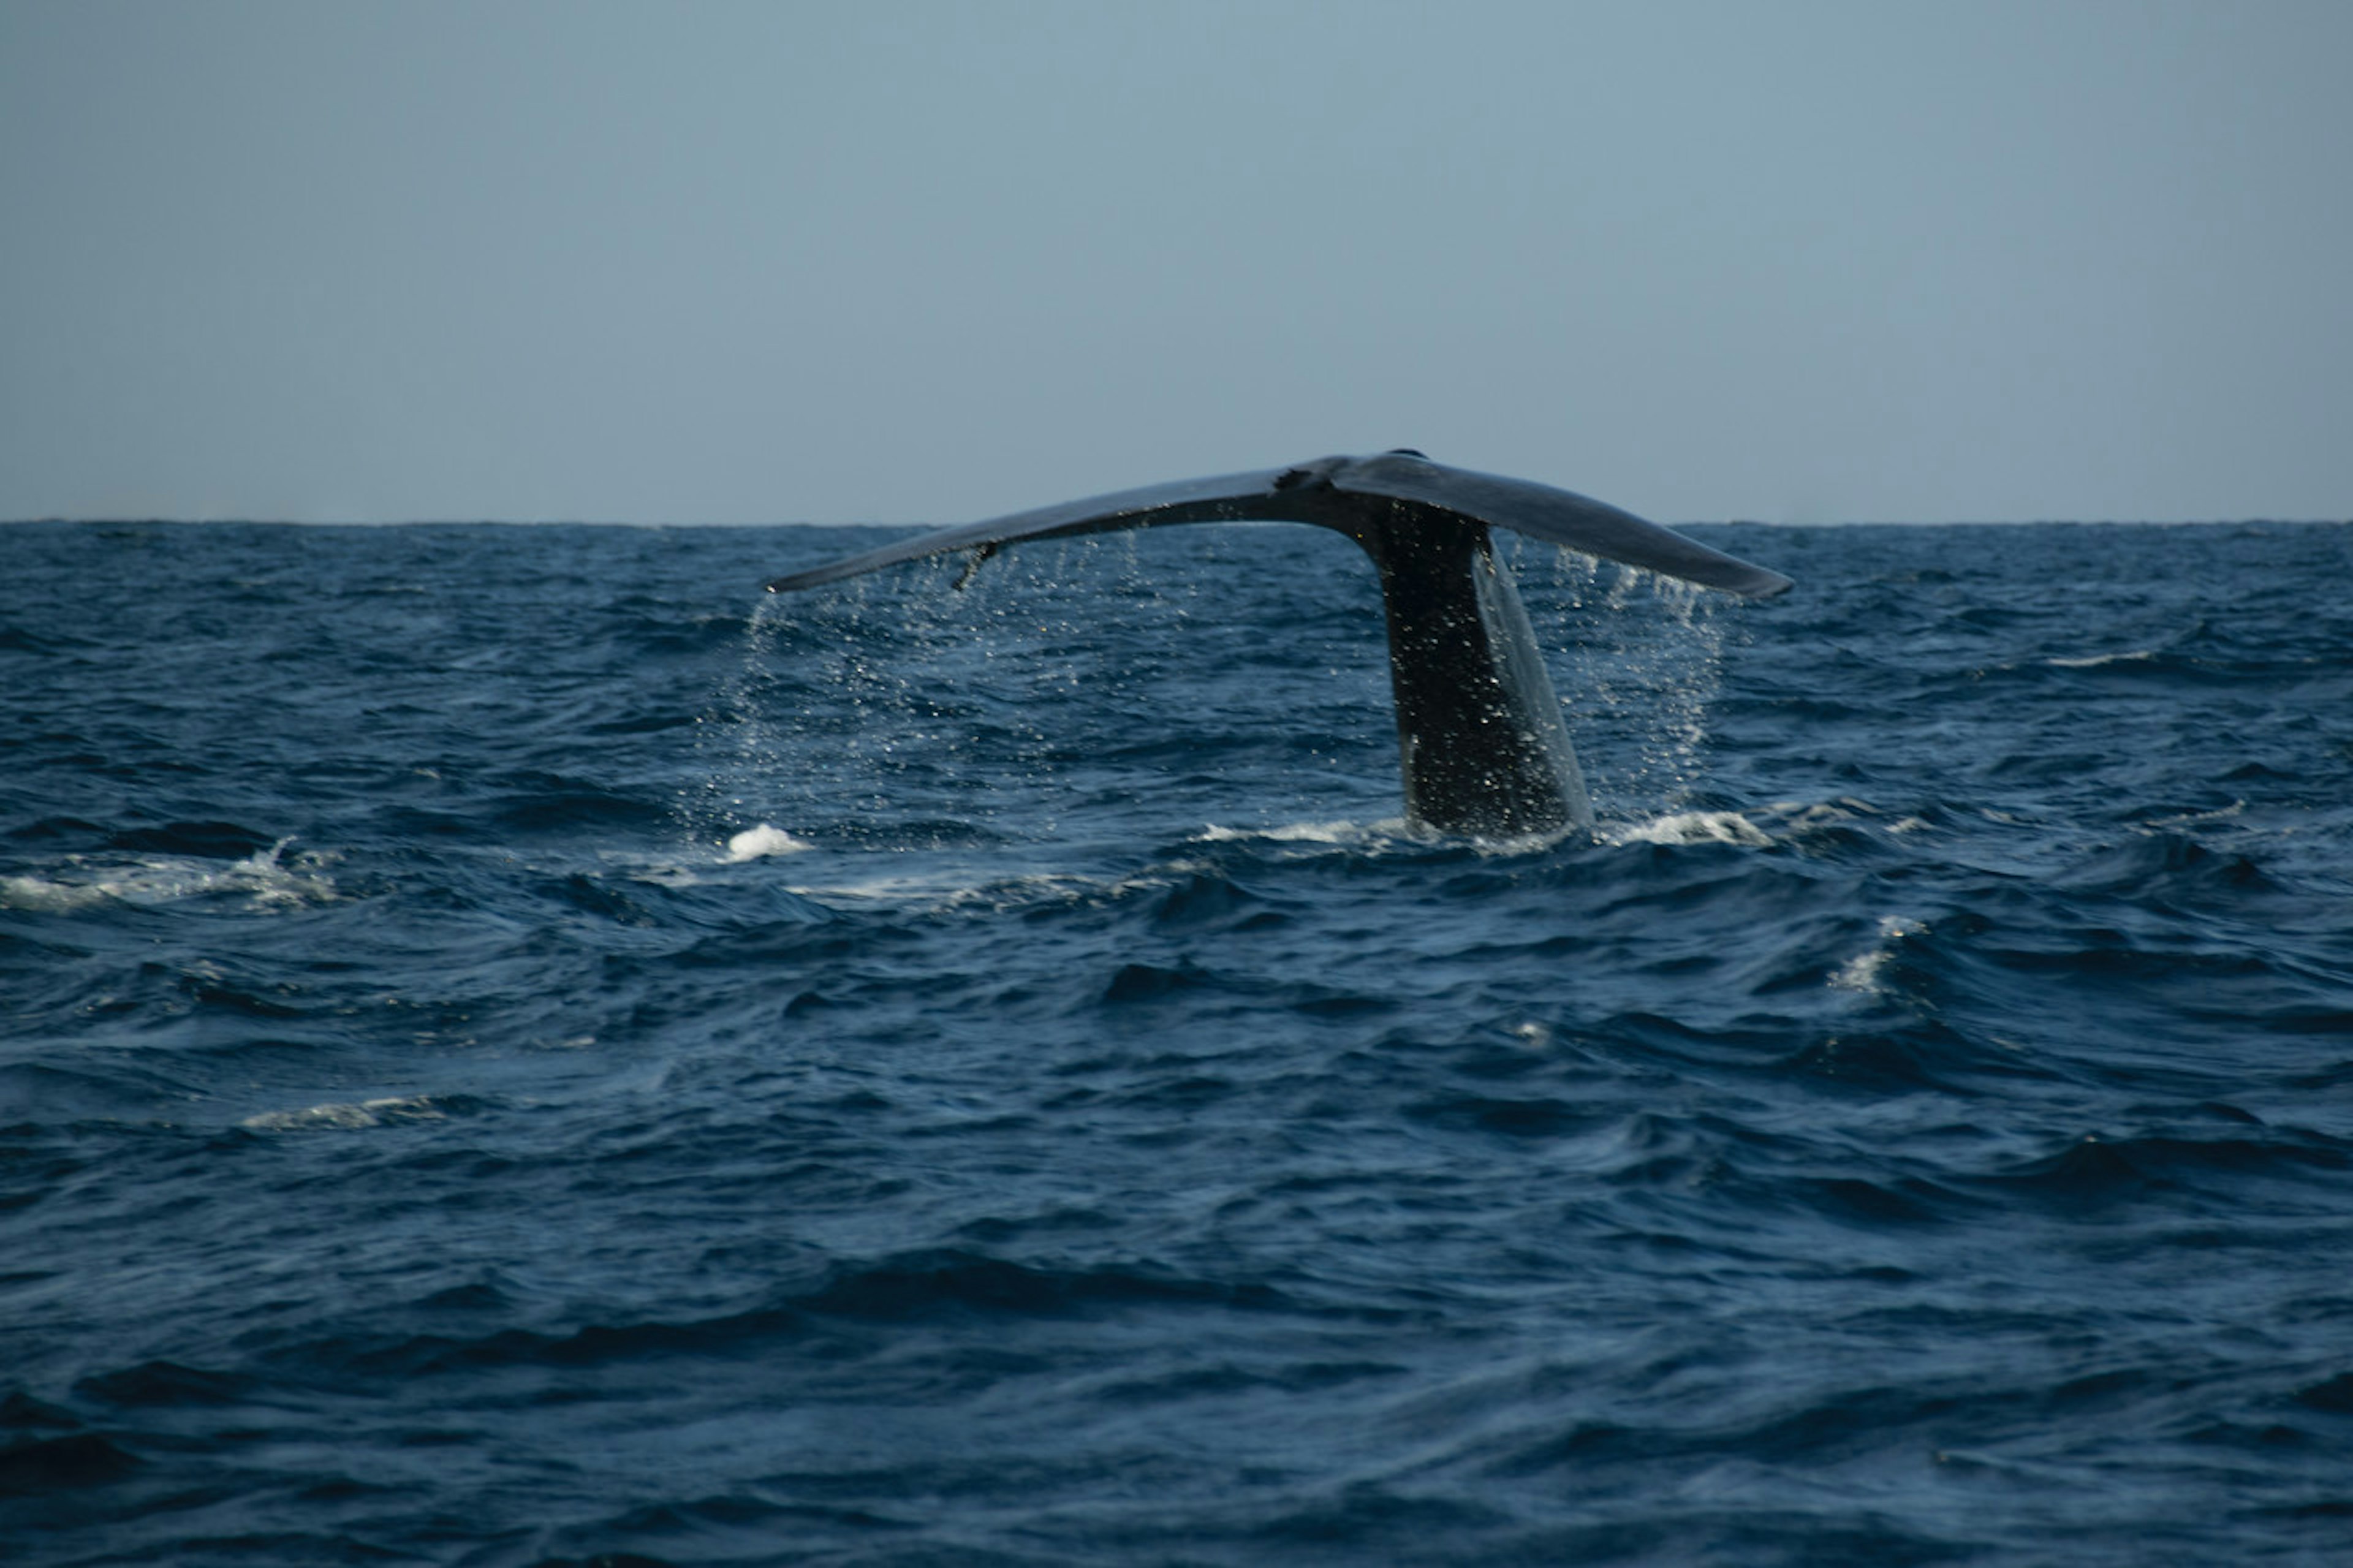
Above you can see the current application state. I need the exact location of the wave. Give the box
[9,521,2353,1564]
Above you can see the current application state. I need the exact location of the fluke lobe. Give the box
[764,450,1792,838]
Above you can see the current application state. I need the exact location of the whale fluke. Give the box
[763,451,1790,837]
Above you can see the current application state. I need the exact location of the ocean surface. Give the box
[4,515,2351,1566]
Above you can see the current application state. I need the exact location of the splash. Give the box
[1525,543,1730,817]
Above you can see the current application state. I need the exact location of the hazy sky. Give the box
[4,1,2347,524]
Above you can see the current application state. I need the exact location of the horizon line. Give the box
[7,515,2348,530]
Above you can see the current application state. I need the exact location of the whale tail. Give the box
[763,451,1790,836]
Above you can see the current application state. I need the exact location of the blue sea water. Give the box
[3,515,2351,1566]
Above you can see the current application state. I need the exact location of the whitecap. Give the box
[0,839,336,914]
[1612,811,1773,848]
[2049,649,2158,669]
[239,1093,454,1132]
[1197,818,1382,847]
[0,874,113,913]
[803,869,1097,911]
[1830,915,1927,995]
[724,823,813,862]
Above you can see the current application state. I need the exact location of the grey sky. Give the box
[4,0,2347,524]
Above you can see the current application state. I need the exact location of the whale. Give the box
[763,450,1791,838]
